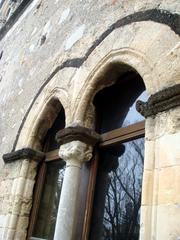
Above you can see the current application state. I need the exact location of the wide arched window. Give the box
[83,70,147,240]
[27,105,66,240]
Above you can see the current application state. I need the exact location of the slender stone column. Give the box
[54,125,100,240]
[53,141,92,240]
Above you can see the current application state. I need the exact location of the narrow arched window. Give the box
[27,105,66,240]
[85,70,147,240]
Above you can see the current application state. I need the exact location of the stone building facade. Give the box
[0,0,179,239]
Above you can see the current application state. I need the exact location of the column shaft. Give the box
[54,165,81,240]
[53,140,93,240]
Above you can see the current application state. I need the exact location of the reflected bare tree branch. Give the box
[102,138,144,240]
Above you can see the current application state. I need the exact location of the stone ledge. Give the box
[56,125,101,146]
[3,148,45,163]
[136,84,180,118]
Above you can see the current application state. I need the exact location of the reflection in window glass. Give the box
[32,161,65,240]
[122,90,148,127]
[94,72,147,133]
[89,138,144,240]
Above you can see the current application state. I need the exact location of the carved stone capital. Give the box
[136,84,180,118]
[59,140,93,167]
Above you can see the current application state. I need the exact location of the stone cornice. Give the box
[56,125,101,146]
[3,148,45,163]
[136,84,180,118]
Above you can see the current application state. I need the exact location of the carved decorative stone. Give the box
[59,141,93,167]
[3,148,45,163]
[136,84,180,118]
[56,125,101,146]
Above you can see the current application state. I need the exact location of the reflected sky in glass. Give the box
[122,90,148,127]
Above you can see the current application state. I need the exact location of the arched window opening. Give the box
[94,71,147,133]
[86,70,147,240]
[28,105,66,240]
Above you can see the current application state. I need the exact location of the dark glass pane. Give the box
[32,160,65,240]
[89,138,144,240]
[94,72,147,133]
[44,107,65,151]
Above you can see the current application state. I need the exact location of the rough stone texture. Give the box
[3,148,45,163]
[136,83,180,118]
[0,0,25,29]
[0,0,179,239]
[56,125,100,146]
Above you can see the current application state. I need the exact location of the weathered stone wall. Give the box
[0,0,24,28]
[0,0,179,239]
